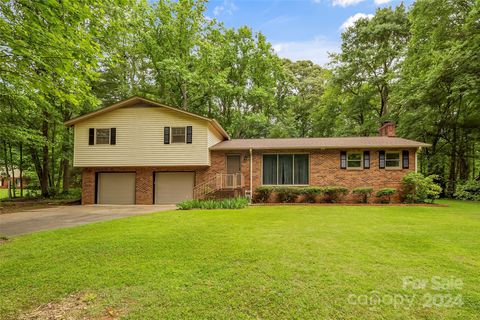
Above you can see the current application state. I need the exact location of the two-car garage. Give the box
[96,172,194,205]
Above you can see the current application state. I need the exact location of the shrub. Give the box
[253,186,275,203]
[275,187,300,203]
[321,186,349,203]
[402,172,442,203]
[352,187,374,203]
[454,180,480,201]
[177,197,249,210]
[298,187,323,203]
[375,188,396,203]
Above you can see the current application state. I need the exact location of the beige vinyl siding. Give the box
[74,105,211,167]
[207,123,224,147]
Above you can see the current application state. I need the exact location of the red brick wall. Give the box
[81,166,208,205]
[205,148,416,203]
[81,148,416,204]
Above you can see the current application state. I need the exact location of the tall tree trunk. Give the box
[379,85,389,117]
[2,141,12,199]
[19,143,23,198]
[447,127,458,196]
[49,122,56,192]
[473,142,476,180]
[8,143,16,198]
[41,119,50,197]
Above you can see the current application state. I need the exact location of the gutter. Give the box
[210,144,431,151]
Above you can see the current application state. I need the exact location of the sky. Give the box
[206,0,413,66]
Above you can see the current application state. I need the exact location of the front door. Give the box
[226,155,241,188]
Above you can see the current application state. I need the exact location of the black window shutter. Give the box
[110,128,116,145]
[164,127,170,144]
[89,128,94,145]
[186,126,192,144]
[340,151,347,169]
[402,150,409,169]
[379,150,386,169]
[363,151,370,169]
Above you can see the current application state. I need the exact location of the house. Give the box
[65,96,430,205]
[0,169,25,189]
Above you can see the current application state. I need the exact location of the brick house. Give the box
[0,169,26,189]
[65,97,429,205]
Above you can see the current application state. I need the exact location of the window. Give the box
[347,152,362,169]
[262,154,309,185]
[363,151,370,169]
[171,127,186,143]
[386,152,401,168]
[95,129,110,144]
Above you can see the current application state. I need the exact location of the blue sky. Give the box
[206,0,413,66]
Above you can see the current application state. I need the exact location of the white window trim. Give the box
[171,127,186,144]
[385,151,401,169]
[346,151,363,170]
[261,153,310,186]
[95,128,111,145]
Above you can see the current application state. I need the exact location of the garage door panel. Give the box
[98,173,136,204]
[155,172,194,204]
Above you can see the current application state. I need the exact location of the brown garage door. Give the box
[155,172,194,204]
[97,173,136,204]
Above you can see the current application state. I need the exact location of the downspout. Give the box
[249,148,253,203]
[415,147,420,173]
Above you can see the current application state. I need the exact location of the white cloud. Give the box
[213,0,237,16]
[263,15,294,26]
[272,37,340,66]
[374,0,392,4]
[332,0,366,7]
[340,13,374,31]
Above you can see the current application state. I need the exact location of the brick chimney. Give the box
[379,121,396,137]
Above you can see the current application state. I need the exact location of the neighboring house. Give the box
[0,169,25,189]
[65,96,430,205]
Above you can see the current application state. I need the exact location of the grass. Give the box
[0,189,19,200]
[0,200,479,319]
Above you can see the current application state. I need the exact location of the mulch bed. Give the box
[0,198,80,215]
[251,203,448,207]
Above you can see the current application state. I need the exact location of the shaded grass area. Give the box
[0,200,479,319]
[0,189,20,200]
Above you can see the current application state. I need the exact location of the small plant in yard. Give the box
[275,187,300,203]
[321,186,349,203]
[402,172,442,203]
[352,187,373,203]
[298,187,323,203]
[376,188,396,203]
[253,186,275,203]
[177,197,249,210]
[454,180,480,201]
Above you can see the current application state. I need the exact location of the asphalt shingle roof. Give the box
[210,136,430,150]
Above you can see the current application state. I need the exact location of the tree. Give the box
[331,4,410,120]
[396,0,480,195]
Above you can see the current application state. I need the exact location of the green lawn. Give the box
[1,201,479,319]
[0,189,22,200]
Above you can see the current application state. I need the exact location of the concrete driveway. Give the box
[0,205,176,237]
